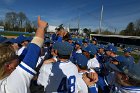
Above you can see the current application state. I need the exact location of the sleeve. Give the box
[87,58,100,69]
[76,75,88,93]
[5,37,44,93]
[6,64,36,93]
[56,36,63,42]
[22,43,41,69]
[37,64,52,88]
[88,84,98,93]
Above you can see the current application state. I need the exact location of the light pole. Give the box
[99,5,103,34]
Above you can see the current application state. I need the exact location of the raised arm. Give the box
[21,16,48,71]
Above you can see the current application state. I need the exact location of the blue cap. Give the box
[123,47,132,53]
[92,37,97,41]
[75,40,82,46]
[75,53,88,69]
[52,41,73,55]
[68,37,72,40]
[98,44,105,49]
[0,36,7,43]
[83,39,88,43]
[105,45,117,53]
[82,45,97,55]
[25,36,33,42]
[9,38,19,43]
[16,35,27,44]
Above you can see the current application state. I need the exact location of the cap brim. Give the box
[109,63,122,72]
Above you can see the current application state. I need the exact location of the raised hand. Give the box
[38,16,48,29]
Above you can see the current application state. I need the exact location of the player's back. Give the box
[44,60,79,93]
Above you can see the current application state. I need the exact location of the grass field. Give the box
[0,31,34,37]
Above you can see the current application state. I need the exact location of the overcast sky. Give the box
[0,0,140,31]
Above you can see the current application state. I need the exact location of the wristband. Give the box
[31,37,44,47]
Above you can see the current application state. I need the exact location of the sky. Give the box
[0,0,140,32]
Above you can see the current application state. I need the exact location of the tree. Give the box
[25,20,34,33]
[134,19,140,36]
[5,12,18,30]
[0,20,4,26]
[101,31,114,35]
[4,11,29,31]
[83,28,91,36]
[18,12,27,29]
[119,22,135,36]
[126,22,135,31]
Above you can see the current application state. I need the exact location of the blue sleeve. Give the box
[88,86,98,93]
[57,36,63,42]
[22,43,41,69]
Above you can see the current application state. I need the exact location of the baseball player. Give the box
[123,47,135,65]
[75,53,98,93]
[0,16,47,93]
[109,56,140,93]
[37,41,89,93]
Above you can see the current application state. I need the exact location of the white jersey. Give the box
[17,46,26,56]
[87,57,100,69]
[37,60,88,93]
[76,49,82,54]
[0,62,36,93]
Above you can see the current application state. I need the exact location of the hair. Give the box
[78,65,87,70]
[90,54,95,59]
[57,53,71,59]
[62,32,71,41]
[0,44,17,79]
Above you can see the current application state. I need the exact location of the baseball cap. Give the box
[83,39,88,43]
[52,41,73,55]
[25,36,33,42]
[16,35,27,44]
[9,38,19,43]
[105,45,117,53]
[75,40,82,46]
[98,44,105,49]
[2,38,19,44]
[75,53,88,69]
[82,45,97,55]
[123,47,132,53]
[0,36,7,43]
[92,37,97,41]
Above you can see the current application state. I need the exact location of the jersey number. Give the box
[57,75,76,93]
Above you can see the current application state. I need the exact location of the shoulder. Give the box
[40,63,53,72]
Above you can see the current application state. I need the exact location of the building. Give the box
[0,26,4,31]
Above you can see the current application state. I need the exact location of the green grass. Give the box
[0,31,34,37]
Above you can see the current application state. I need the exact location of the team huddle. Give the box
[0,17,140,93]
